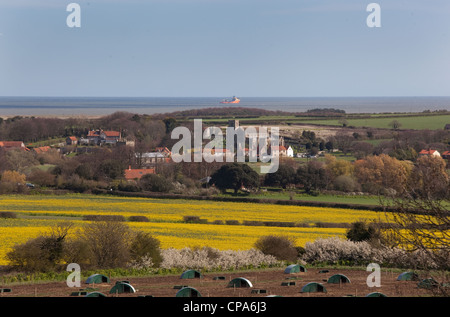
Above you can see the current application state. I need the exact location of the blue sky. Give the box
[0,0,449,97]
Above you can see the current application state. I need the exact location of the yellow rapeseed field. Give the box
[0,194,382,265]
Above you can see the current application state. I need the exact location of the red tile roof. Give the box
[102,131,120,137]
[272,146,287,151]
[124,168,155,180]
[87,131,100,137]
[33,146,51,154]
[419,149,438,155]
[0,141,25,147]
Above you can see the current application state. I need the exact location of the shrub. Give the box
[83,215,126,222]
[79,221,133,269]
[301,237,441,269]
[159,247,279,271]
[183,216,207,224]
[139,173,173,193]
[346,221,377,242]
[225,220,240,225]
[128,215,149,222]
[0,212,17,218]
[254,235,298,262]
[333,175,360,192]
[129,232,163,268]
[6,222,73,272]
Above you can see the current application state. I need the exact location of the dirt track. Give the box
[0,267,440,298]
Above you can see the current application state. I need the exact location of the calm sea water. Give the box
[0,96,449,117]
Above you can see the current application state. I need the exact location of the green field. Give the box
[202,113,450,130]
[287,114,450,130]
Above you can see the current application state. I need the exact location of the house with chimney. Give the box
[86,129,121,145]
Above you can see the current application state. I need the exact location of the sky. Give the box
[0,0,449,98]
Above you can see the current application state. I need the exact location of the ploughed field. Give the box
[0,267,437,297]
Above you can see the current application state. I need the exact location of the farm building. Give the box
[85,291,107,297]
[284,264,307,274]
[180,270,203,279]
[175,287,202,297]
[327,274,351,284]
[417,278,440,290]
[301,282,327,293]
[366,292,387,297]
[109,281,136,294]
[397,272,419,281]
[85,274,110,284]
[227,277,253,288]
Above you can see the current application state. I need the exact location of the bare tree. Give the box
[380,156,449,295]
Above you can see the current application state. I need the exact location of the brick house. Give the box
[124,166,155,181]
[0,141,27,151]
[87,130,121,145]
[66,136,78,145]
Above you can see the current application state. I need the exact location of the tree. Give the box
[1,170,26,184]
[210,163,259,194]
[325,155,353,179]
[264,164,295,189]
[79,221,133,269]
[130,232,163,268]
[338,118,348,127]
[295,161,330,194]
[97,159,124,180]
[353,154,409,194]
[139,173,173,192]
[334,132,353,155]
[254,235,298,262]
[6,222,73,272]
[346,221,378,242]
[380,155,449,276]
[388,120,402,130]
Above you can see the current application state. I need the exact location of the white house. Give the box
[287,146,294,157]
[418,149,441,158]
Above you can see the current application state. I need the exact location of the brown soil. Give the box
[0,267,439,298]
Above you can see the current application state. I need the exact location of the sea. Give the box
[0,96,449,117]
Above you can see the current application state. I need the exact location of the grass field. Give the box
[286,114,450,130]
[202,113,450,130]
[0,194,385,265]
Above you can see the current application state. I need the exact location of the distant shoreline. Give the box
[0,96,448,117]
